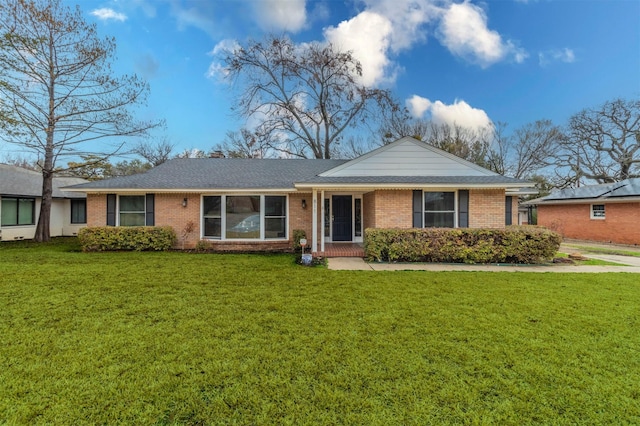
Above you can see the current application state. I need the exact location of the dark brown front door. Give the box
[332,195,352,241]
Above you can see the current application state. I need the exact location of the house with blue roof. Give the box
[532,178,640,245]
[64,137,534,255]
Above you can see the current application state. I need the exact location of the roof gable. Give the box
[319,136,497,177]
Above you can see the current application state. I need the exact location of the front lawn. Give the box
[1,239,638,424]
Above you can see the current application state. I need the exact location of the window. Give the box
[1,197,35,226]
[71,199,86,224]
[202,195,287,240]
[203,196,222,238]
[119,195,145,226]
[354,198,362,237]
[324,199,330,237]
[591,204,605,219]
[424,192,455,227]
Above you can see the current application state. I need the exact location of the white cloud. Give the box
[437,1,527,67]
[90,8,127,22]
[205,39,241,79]
[324,11,395,87]
[407,95,492,129]
[253,0,307,33]
[539,48,576,67]
[169,1,217,37]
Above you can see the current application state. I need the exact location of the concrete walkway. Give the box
[328,241,640,272]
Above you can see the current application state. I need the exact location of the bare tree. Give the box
[222,36,399,159]
[132,137,175,166]
[488,120,563,179]
[0,0,162,241]
[559,98,640,183]
[212,129,272,158]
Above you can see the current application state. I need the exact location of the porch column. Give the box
[312,188,318,253]
[321,190,325,253]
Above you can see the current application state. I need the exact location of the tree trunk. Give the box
[34,168,52,242]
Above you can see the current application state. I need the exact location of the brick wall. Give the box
[154,193,201,247]
[370,190,413,228]
[538,202,640,245]
[510,196,518,226]
[86,194,106,227]
[469,188,506,228]
[363,191,376,229]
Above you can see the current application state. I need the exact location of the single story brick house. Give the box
[64,137,533,254]
[0,164,88,241]
[530,178,640,245]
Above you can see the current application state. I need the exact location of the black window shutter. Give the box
[458,190,469,228]
[145,194,155,226]
[106,194,116,226]
[505,196,513,225]
[412,190,423,228]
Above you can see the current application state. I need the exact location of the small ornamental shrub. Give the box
[364,226,561,264]
[78,226,176,252]
[292,229,307,252]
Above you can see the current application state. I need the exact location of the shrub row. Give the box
[364,226,561,264]
[78,226,176,252]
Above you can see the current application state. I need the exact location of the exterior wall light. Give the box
[182,197,188,207]
[302,199,307,209]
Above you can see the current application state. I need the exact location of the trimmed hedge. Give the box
[364,226,561,264]
[78,226,177,252]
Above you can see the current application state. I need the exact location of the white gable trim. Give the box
[320,136,498,177]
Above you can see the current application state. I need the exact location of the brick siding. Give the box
[538,202,640,245]
[469,189,506,228]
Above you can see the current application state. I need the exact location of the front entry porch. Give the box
[317,243,365,258]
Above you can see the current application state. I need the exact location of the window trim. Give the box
[590,204,605,220]
[70,199,87,224]
[0,197,36,227]
[423,190,458,228]
[117,195,146,227]
[201,194,288,241]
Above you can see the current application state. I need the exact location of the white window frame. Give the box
[117,195,146,226]
[423,190,458,228]
[201,194,288,241]
[590,204,605,220]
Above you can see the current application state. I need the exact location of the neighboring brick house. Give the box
[531,179,640,245]
[64,137,533,254]
[0,164,88,241]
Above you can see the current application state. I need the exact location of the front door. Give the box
[332,195,352,241]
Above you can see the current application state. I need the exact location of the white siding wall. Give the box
[0,197,84,241]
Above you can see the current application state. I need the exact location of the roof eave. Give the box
[294,182,534,190]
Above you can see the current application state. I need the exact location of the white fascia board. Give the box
[294,182,534,190]
[536,196,640,205]
[73,187,297,194]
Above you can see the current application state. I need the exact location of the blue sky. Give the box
[73,0,639,155]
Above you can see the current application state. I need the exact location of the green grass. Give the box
[554,252,629,266]
[1,239,639,425]
[563,244,640,258]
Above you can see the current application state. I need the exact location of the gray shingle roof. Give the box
[536,178,640,203]
[0,164,87,198]
[64,158,531,191]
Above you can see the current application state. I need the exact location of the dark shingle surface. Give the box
[0,164,87,198]
[66,158,348,190]
[65,158,530,190]
[539,178,640,202]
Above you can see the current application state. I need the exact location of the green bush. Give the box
[78,226,176,252]
[292,229,307,252]
[364,226,561,264]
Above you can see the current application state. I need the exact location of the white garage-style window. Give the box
[202,195,287,240]
[591,204,605,219]
[424,191,456,227]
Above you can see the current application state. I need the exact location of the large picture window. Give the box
[119,195,145,226]
[424,192,455,228]
[1,197,35,226]
[71,199,87,224]
[203,195,287,240]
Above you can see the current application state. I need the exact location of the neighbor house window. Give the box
[202,195,287,240]
[1,197,35,226]
[591,204,605,219]
[71,199,86,224]
[119,195,145,226]
[424,192,455,227]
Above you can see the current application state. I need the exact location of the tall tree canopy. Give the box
[223,36,398,159]
[559,98,640,184]
[0,0,162,241]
